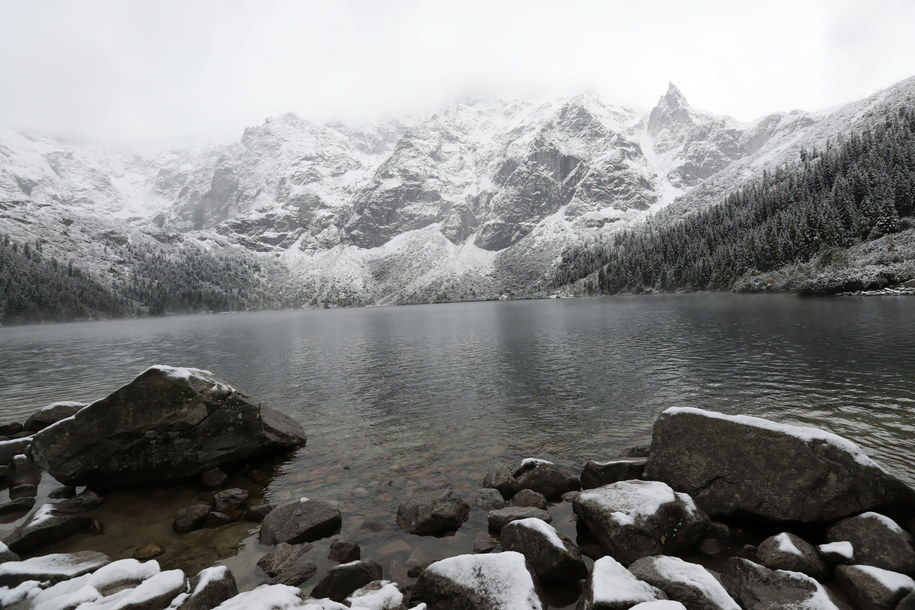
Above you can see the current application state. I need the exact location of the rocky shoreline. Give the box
[1,367,914,609]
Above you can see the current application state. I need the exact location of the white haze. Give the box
[1,0,914,152]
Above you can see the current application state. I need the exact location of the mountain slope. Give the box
[2,76,914,317]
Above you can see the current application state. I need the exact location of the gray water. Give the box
[1,294,914,598]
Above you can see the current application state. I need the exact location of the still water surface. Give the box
[1,294,913,599]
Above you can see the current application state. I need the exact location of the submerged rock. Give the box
[720,557,839,610]
[500,517,587,584]
[644,407,913,522]
[826,512,915,574]
[29,366,306,489]
[327,539,361,563]
[258,498,342,545]
[577,555,667,610]
[572,480,709,564]
[396,488,469,536]
[412,551,544,610]
[4,503,94,553]
[174,504,212,534]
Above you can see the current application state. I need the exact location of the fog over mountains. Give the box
[1,76,914,317]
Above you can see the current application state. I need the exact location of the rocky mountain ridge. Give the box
[2,76,914,309]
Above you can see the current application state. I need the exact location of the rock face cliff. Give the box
[2,76,913,308]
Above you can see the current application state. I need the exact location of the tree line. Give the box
[553,106,915,293]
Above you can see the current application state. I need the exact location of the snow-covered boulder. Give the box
[818,541,855,565]
[836,564,915,610]
[577,556,666,610]
[0,551,109,587]
[719,557,839,610]
[411,551,544,610]
[629,603,687,610]
[345,580,404,610]
[499,518,587,584]
[396,488,469,536]
[826,512,915,574]
[512,458,579,500]
[212,584,305,609]
[487,507,551,533]
[29,366,306,489]
[628,556,740,610]
[755,532,830,580]
[580,458,647,489]
[644,407,912,522]
[572,480,709,564]
[311,560,383,603]
[258,499,342,546]
[4,503,94,553]
[182,566,238,610]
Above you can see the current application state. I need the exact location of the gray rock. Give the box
[25,401,85,432]
[487,506,552,533]
[578,555,667,610]
[0,542,19,563]
[7,454,41,489]
[48,485,77,499]
[9,484,37,499]
[572,480,709,565]
[619,444,651,457]
[244,504,273,523]
[474,487,507,511]
[513,459,580,500]
[500,517,587,584]
[327,538,361,563]
[257,542,314,576]
[0,438,31,466]
[827,512,915,574]
[699,538,724,557]
[756,532,831,580]
[0,422,24,436]
[580,457,647,489]
[644,408,913,522]
[836,564,915,610]
[200,467,228,490]
[29,366,306,488]
[55,488,104,513]
[4,504,93,553]
[396,488,469,535]
[204,511,234,528]
[311,559,383,602]
[412,551,544,610]
[182,566,238,610]
[174,504,212,534]
[213,488,249,512]
[0,496,36,516]
[0,551,109,587]
[482,464,521,500]
[720,557,838,610]
[898,591,915,610]
[512,489,547,509]
[629,555,741,610]
[258,499,341,545]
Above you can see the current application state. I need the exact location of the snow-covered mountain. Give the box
[2,76,914,307]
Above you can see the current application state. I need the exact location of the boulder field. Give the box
[1,375,914,609]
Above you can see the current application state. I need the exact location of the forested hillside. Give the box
[0,234,289,324]
[554,107,915,294]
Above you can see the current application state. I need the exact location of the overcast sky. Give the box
[2,0,914,152]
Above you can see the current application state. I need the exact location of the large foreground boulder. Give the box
[644,407,912,522]
[29,366,306,488]
[572,480,709,565]
[411,551,544,610]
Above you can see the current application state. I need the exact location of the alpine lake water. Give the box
[1,293,914,607]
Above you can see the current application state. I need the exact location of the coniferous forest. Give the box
[554,107,915,294]
[0,235,288,324]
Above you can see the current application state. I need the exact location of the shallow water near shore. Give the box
[1,294,914,604]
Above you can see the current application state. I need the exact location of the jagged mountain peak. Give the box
[662,82,688,108]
